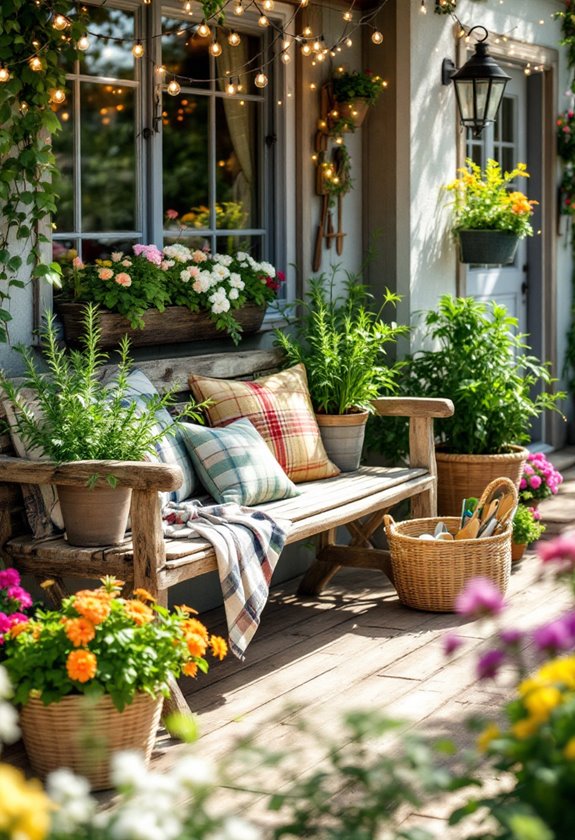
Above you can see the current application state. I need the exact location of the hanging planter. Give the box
[458,230,519,265]
[337,98,370,130]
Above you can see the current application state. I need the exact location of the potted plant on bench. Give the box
[274,272,407,471]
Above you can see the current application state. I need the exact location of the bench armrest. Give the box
[371,397,454,418]
[0,455,183,492]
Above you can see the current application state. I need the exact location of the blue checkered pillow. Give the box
[122,370,196,502]
[179,418,300,506]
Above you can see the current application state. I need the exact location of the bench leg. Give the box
[411,488,436,519]
[297,529,341,597]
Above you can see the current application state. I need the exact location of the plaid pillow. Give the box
[179,418,299,506]
[188,364,340,483]
[123,370,196,502]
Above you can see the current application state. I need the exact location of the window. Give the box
[51,1,285,276]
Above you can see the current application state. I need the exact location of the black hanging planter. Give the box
[457,230,519,265]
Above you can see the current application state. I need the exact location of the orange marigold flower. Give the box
[124,600,154,626]
[133,588,156,603]
[176,604,198,615]
[182,661,198,678]
[210,635,228,661]
[181,618,209,642]
[9,621,30,638]
[74,595,111,626]
[64,617,96,647]
[186,633,208,658]
[67,649,97,683]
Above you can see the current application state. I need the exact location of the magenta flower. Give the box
[538,534,575,568]
[0,568,20,588]
[455,577,505,618]
[529,475,542,489]
[500,628,523,646]
[443,633,463,656]
[533,616,575,653]
[132,244,163,265]
[6,585,32,609]
[477,649,505,680]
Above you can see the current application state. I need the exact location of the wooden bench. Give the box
[0,348,453,710]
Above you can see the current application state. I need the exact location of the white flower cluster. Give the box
[0,665,19,747]
[41,748,262,840]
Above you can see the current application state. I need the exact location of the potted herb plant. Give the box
[511,503,545,562]
[331,68,386,129]
[275,273,406,471]
[0,305,203,547]
[444,158,538,265]
[2,576,227,788]
[380,296,564,514]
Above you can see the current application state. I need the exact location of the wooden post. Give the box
[409,416,436,518]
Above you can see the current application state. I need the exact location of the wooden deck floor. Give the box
[6,452,575,835]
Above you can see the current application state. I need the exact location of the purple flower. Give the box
[443,633,463,656]
[500,628,523,646]
[533,616,575,653]
[477,649,505,680]
[539,534,575,568]
[455,577,505,618]
[0,568,20,588]
[529,475,542,490]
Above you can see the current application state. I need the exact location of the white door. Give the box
[465,68,528,336]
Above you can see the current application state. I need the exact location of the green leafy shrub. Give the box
[332,69,386,104]
[512,504,546,545]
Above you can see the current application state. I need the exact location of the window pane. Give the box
[162,94,210,224]
[52,95,75,232]
[215,98,260,229]
[162,18,210,89]
[214,234,262,257]
[163,232,210,251]
[80,82,137,231]
[80,7,136,79]
[500,97,515,143]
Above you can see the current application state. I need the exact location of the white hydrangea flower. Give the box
[0,700,19,743]
[229,288,239,300]
[214,253,233,267]
[210,287,230,314]
[47,768,92,802]
[235,251,250,263]
[192,270,213,294]
[172,754,217,788]
[0,665,12,699]
[189,265,201,280]
[259,261,275,278]
[163,244,193,263]
[160,259,175,270]
[180,269,191,283]
[212,264,230,280]
[110,750,147,790]
[111,808,182,840]
[229,273,245,289]
[46,768,96,834]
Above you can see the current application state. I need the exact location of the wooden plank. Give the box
[131,489,165,596]
[371,396,454,418]
[0,457,183,491]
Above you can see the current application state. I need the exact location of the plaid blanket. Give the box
[162,501,289,659]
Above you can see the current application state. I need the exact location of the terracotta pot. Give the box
[337,98,370,129]
[315,410,369,472]
[56,484,132,546]
[55,301,266,349]
[20,692,163,790]
[457,230,519,266]
[511,542,527,562]
[436,445,529,516]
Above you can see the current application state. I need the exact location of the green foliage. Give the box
[512,504,545,545]
[0,1,88,342]
[274,270,406,415]
[444,159,537,239]
[332,69,386,104]
[2,577,227,711]
[371,296,565,457]
[0,304,205,465]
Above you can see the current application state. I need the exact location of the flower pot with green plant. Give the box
[1,575,227,788]
[274,272,406,471]
[372,295,564,514]
[511,503,546,561]
[519,451,564,508]
[444,158,538,265]
[331,68,386,130]
[0,304,205,546]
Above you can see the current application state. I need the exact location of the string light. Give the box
[197,21,210,37]
[209,40,222,57]
[184,1,192,11]
[258,15,270,27]
[343,10,352,21]
[302,26,312,36]
[263,0,274,9]
[29,56,43,72]
[50,88,66,104]
[0,65,10,83]
[228,31,241,46]
[233,1,245,14]
[167,79,181,95]
[371,29,383,44]
[77,34,90,50]
[300,0,309,6]
[226,79,237,95]
[52,14,69,31]
[280,49,291,64]
[254,70,268,88]
[345,37,352,47]
[301,43,312,56]
[132,41,144,58]
[420,0,427,13]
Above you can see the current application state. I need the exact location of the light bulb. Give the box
[420,0,427,13]
[132,41,144,58]
[29,56,43,71]
[300,0,309,6]
[167,79,181,95]
[185,0,192,10]
[258,15,269,27]
[210,40,222,56]
[371,29,383,44]
[197,21,210,37]
[52,13,69,30]
[233,1,244,13]
[254,71,268,88]
[303,26,312,36]
[316,52,325,62]
[312,39,321,51]
[228,31,241,46]
[50,88,66,104]
[282,38,290,49]
[263,0,274,8]
[77,34,90,50]
[301,43,312,56]
[343,10,352,20]
[226,81,237,95]
[280,50,291,63]
[0,65,10,83]
[345,37,352,47]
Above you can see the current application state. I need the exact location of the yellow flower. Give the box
[0,764,52,840]
[523,686,562,722]
[477,722,500,752]
[133,587,156,603]
[512,716,541,740]
[182,661,198,677]
[564,737,575,760]
[535,657,575,690]
[124,600,154,626]
[210,635,228,661]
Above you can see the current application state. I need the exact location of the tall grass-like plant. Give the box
[0,304,203,476]
[274,273,406,415]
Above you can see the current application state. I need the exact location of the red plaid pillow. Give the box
[188,364,340,483]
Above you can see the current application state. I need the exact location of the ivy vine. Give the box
[0,1,87,343]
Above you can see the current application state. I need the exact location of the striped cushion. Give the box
[188,364,340,483]
[179,418,299,505]
[123,370,196,502]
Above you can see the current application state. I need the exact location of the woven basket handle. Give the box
[383,514,396,538]
[476,476,518,511]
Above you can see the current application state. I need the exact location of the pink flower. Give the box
[455,577,505,617]
[443,633,463,656]
[98,267,114,281]
[111,252,123,262]
[529,475,542,489]
[0,569,20,588]
[6,585,32,609]
[166,209,179,220]
[539,533,575,567]
[133,244,163,265]
[115,273,132,287]
[476,649,505,680]
[192,250,208,263]
[72,256,84,270]
[520,478,528,490]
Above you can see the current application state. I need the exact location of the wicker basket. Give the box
[384,478,516,612]
[20,692,163,790]
[436,446,528,516]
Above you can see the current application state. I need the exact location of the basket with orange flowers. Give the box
[2,576,227,789]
